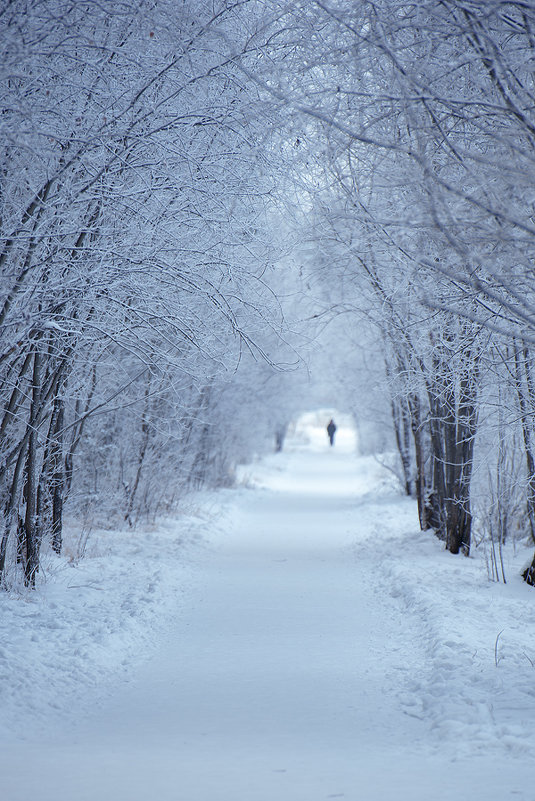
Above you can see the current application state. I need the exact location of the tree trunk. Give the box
[391,396,414,496]
[0,445,26,584]
[407,393,432,529]
[425,336,479,555]
[274,423,288,453]
[514,343,535,546]
[21,350,42,586]
[124,372,152,527]
[50,397,65,554]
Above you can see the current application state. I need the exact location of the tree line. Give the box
[0,0,304,587]
[249,0,535,583]
[3,0,535,588]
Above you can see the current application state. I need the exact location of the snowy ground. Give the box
[1,416,535,800]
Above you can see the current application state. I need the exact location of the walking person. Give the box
[326,418,337,446]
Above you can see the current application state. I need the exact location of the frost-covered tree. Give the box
[244,0,535,564]
[0,0,294,586]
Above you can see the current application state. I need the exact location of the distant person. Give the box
[326,418,336,446]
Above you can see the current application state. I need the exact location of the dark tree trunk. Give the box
[274,423,288,453]
[0,434,29,581]
[124,372,151,527]
[523,554,535,586]
[514,343,535,546]
[424,337,478,555]
[426,390,448,538]
[391,396,413,496]
[384,349,415,497]
[20,350,42,587]
[407,393,434,530]
[50,397,65,554]
[512,343,535,586]
[446,393,477,555]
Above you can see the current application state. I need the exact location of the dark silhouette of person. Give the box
[326,418,336,446]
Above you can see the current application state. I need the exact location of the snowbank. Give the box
[346,469,535,761]
[0,493,229,740]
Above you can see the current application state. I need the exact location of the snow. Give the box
[1,415,534,800]
[0,504,215,741]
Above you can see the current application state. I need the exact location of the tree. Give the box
[245,0,516,558]
[0,0,293,586]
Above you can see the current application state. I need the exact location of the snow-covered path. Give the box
[2,437,534,800]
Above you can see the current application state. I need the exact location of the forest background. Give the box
[2,0,535,589]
